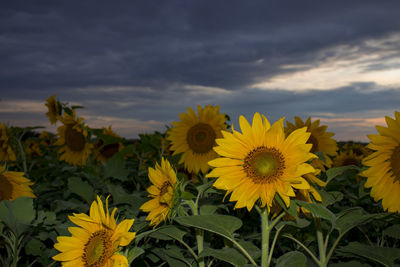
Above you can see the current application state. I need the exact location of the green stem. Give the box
[268,225,284,265]
[186,200,204,267]
[282,234,320,265]
[325,233,344,263]
[315,218,327,267]
[260,207,270,267]
[230,239,258,266]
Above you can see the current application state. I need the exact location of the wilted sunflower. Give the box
[168,105,227,174]
[0,123,16,162]
[53,196,135,266]
[286,117,338,170]
[207,113,316,211]
[360,111,400,213]
[140,158,177,227]
[0,166,36,201]
[25,139,43,157]
[45,94,60,125]
[94,126,124,163]
[54,111,93,166]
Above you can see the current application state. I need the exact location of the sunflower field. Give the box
[1,95,400,267]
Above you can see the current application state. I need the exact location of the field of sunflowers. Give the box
[1,95,400,267]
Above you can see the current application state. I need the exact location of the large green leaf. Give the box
[326,165,359,184]
[68,176,95,203]
[383,224,400,240]
[175,215,242,239]
[337,242,400,267]
[127,247,145,263]
[319,190,344,207]
[0,197,35,235]
[276,251,307,267]
[103,152,130,181]
[335,208,377,235]
[199,248,248,267]
[295,200,335,222]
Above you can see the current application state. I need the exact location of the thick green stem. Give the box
[260,207,270,267]
[187,200,204,267]
[315,218,327,267]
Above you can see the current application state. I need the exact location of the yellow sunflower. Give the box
[0,166,36,201]
[25,139,43,157]
[167,105,227,174]
[360,111,400,213]
[333,150,363,167]
[53,196,135,266]
[285,117,338,170]
[54,111,93,166]
[140,158,177,227]
[94,126,124,163]
[0,123,16,162]
[207,113,316,211]
[45,94,60,125]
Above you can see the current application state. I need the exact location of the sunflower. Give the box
[0,166,36,201]
[285,117,338,171]
[360,111,400,213]
[207,113,316,211]
[54,111,93,166]
[333,150,363,167]
[25,139,43,157]
[94,126,124,163]
[0,123,16,162]
[45,94,60,125]
[39,131,55,146]
[140,158,177,227]
[167,105,227,174]
[53,196,135,266]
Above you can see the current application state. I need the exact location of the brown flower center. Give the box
[307,134,319,153]
[65,125,86,152]
[243,146,285,184]
[100,143,119,159]
[186,123,216,154]
[0,175,13,201]
[82,230,113,267]
[391,145,400,181]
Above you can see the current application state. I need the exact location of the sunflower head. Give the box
[0,123,16,162]
[25,139,43,157]
[140,158,178,227]
[333,150,363,167]
[94,126,124,163]
[285,117,338,170]
[0,166,36,201]
[45,94,60,125]
[167,105,227,174]
[54,111,93,166]
[360,111,400,213]
[53,195,135,266]
[207,113,317,211]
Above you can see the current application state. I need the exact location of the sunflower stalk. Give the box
[185,199,205,267]
[315,218,327,267]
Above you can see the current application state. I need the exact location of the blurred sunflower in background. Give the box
[45,94,60,125]
[0,166,36,201]
[168,105,227,174]
[333,150,363,167]
[53,196,135,266]
[39,131,55,146]
[54,111,93,166]
[207,113,316,211]
[0,123,16,162]
[25,139,43,157]
[360,111,400,213]
[94,126,124,163]
[285,117,338,171]
[140,158,178,227]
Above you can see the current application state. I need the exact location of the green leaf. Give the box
[154,225,187,242]
[294,200,335,222]
[127,247,145,263]
[199,248,248,267]
[68,176,95,203]
[25,238,45,257]
[383,224,400,239]
[335,208,377,235]
[337,242,400,267]
[175,215,242,240]
[329,261,372,267]
[0,197,35,235]
[276,251,307,267]
[103,152,129,181]
[319,191,344,207]
[200,205,218,215]
[326,165,359,184]
[181,191,196,200]
[275,195,298,218]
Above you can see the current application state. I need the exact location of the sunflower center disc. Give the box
[65,126,86,152]
[390,145,400,181]
[0,175,13,201]
[100,143,119,159]
[307,134,319,153]
[244,147,285,184]
[83,230,112,266]
[186,123,216,154]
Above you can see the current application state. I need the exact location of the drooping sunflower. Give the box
[94,126,124,163]
[0,166,36,201]
[140,158,177,227]
[53,196,135,266]
[207,113,316,211]
[45,94,60,125]
[360,111,400,213]
[285,117,338,171]
[167,105,227,174]
[54,111,93,166]
[0,123,16,162]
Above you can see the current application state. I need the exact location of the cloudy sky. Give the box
[1,1,400,141]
